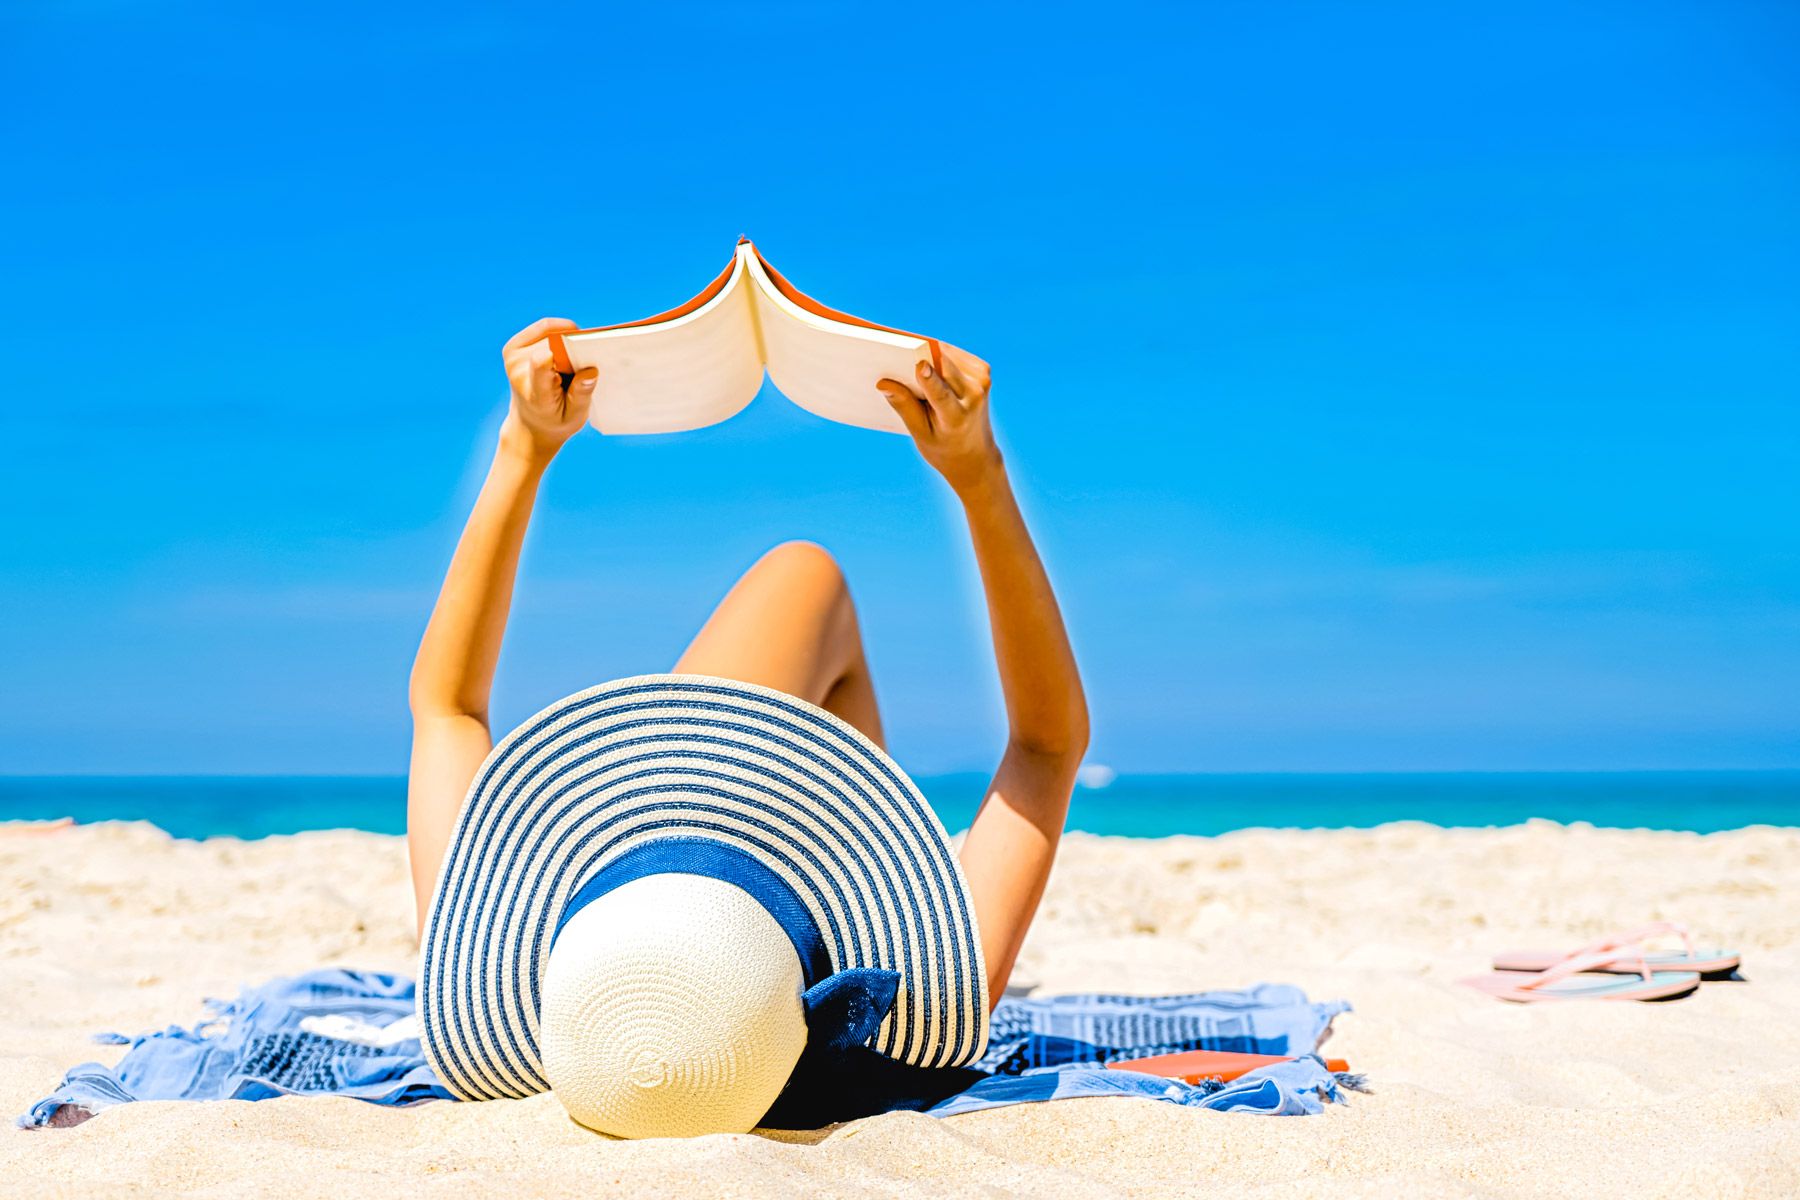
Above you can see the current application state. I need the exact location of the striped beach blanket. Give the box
[21,970,1354,1129]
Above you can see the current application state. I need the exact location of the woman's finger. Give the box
[523,342,562,386]
[564,367,599,417]
[503,317,579,353]
[940,343,991,389]
[877,380,933,439]
[508,341,554,389]
[915,360,964,421]
[517,344,566,401]
[940,352,985,403]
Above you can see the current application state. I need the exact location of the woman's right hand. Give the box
[500,318,599,466]
[876,345,1001,495]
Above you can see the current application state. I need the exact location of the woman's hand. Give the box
[877,345,1000,494]
[500,318,599,466]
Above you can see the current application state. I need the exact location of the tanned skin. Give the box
[407,320,1088,1008]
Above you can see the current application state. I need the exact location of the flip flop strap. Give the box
[1520,948,1654,989]
[1572,922,1692,960]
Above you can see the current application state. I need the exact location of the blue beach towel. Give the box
[944,983,1356,1117]
[22,970,450,1127]
[22,970,1353,1129]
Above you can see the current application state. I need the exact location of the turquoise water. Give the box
[1,773,1794,841]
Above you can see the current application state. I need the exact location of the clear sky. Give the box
[3,1,1796,775]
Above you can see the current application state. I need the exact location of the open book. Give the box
[547,239,942,436]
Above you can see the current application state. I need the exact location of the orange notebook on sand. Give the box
[1105,1049,1350,1084]
[546,239,943,437]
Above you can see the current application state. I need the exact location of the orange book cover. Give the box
[1105,1048,1349,1084]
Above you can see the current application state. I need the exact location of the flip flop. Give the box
[1493,922,1739,979]
[1461,949,1701,1003]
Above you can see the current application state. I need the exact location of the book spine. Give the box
[743,267,769,365]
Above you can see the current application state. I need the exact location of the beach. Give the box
[3,819,1797,1198]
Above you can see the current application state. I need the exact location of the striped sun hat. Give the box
[418,674,990,1138]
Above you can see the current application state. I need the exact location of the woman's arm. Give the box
[407,318,598,936]
[878,357,1089,1005]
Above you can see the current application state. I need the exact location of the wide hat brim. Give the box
[419,674,990,1101]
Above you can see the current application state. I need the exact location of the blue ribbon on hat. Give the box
[554,837,836,986]
[554,838,976,1126]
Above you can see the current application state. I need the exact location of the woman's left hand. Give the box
[500,318,598,466]
[876,345,1000,493]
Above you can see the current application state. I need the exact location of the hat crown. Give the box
[539,873,807,1138]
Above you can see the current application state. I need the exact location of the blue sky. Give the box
[2,1,1796,775]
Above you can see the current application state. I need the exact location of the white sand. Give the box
[3,819,1797,1198]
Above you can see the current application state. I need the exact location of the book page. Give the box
[557,257,765,435]
[742,249,925,435]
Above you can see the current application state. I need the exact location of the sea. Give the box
[1,772,1795,841]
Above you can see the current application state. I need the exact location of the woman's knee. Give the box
[752,541,863,662]
[754,540,847,596]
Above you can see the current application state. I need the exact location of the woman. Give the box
[405,318,1087,1133]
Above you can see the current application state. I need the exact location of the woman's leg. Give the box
[673,541,885,748]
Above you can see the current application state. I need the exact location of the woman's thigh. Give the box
[673,541,884,746]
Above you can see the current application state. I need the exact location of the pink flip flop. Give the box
[1493,922,1739,980]
[1462,948,1701,1003]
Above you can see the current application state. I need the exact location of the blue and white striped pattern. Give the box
[419,675,989,1101]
